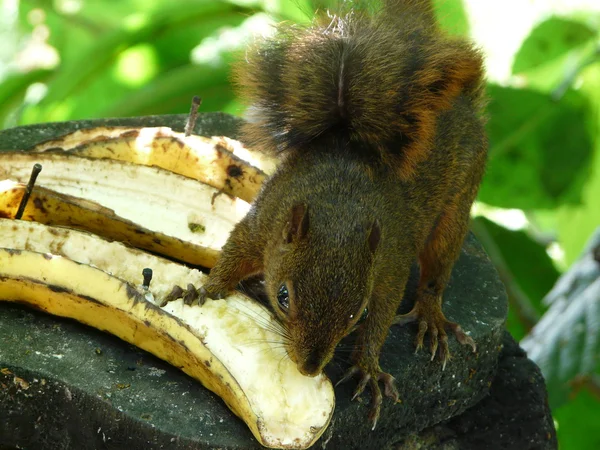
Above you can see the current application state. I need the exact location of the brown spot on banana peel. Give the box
[227,165,243,178]
[126,284,140,300]
[48,284,69,294]
[120,130,138,139]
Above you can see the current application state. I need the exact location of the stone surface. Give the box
[0,112,243,150]
[394,331,558,450]
[0,116,508,449]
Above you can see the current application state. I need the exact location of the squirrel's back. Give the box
[234,0,485,179]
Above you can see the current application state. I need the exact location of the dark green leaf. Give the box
[471,217,560,338]
[479,85,593,209]
[512,17,595,74]
[98,64,233,117]
[472,217,559,314]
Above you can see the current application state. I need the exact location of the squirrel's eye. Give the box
[357,307,368,324]
[277,284,290,311]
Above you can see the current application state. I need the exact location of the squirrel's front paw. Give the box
[393,295,476,369]
[336,364,399,430]
[160,283,227,307]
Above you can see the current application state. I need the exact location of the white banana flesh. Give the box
[0,153,250,258]
[0,219,334,449]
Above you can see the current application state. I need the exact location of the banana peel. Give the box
[29,126,277,201]
[0,152,252,266]
[0,219,335,449]
[0,180,225,267]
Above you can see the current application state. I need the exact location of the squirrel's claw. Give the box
[159,284,185,307]
[394,300,476,368]
[336,365,399,431]
[159,283,200,306]
[160,283,227,307]
[196,284,227,305]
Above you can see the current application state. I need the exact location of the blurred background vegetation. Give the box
[0,0,599,448]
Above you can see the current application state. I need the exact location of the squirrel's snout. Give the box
[297,350,325,377]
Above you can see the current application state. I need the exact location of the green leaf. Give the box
[0,70,53,129]
[553,391,600,450]
[520,228,600,409]
[557,63,600,265]
[98,64,233,117]
[512,17,596,75]
[432,0,469,36]
[471,217,559,337]
[478,85,594,209]
[24,1,247,123]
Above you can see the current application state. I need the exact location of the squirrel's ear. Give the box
[368,219,381,255]
[284,203,309,244]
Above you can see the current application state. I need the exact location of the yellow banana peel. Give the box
[0,219,335,449]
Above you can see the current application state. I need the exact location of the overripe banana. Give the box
[0,219,335,449]
[29,126,277,201]
[0,180,225,267]
[0,152,252,265]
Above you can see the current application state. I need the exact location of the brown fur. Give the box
[202,0,488,425]
[233,0,484,180]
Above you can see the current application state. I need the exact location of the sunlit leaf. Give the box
[557,63,600,265]
[512,17,596,75]
[24,1,248,123]
[433,0,469,36]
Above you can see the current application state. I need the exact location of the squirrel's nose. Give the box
[299,351,323,377]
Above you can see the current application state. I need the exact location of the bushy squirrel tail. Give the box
[234,0,485,178]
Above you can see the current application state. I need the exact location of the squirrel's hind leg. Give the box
[393,187,478,367]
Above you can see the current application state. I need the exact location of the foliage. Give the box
[1,0,599,448]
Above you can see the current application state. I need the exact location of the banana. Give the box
[0,152,251,266]
[0,180,225,267]
[0,219,335,449]
[29,126,277,201]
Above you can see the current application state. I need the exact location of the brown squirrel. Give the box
[197,0,487,428]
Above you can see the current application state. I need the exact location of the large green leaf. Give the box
[478,85,593,209]
[512,17,596,75]
[471,217,559,338]
[520,227,600,409]
[557,62,600,265]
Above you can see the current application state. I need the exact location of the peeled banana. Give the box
[0,180,225,267]
[29,126,277,201]
[0,219,335,449]
[0,151,252,266]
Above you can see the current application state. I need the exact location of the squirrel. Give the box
[195,0,487,428]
